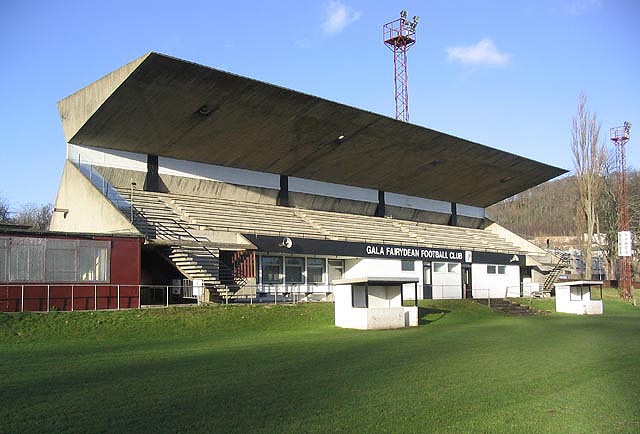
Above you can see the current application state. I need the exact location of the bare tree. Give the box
[0,196,11,223]
[14,203,53,231]
[571,93,608,279]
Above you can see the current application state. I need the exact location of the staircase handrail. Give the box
[153,218,248,291]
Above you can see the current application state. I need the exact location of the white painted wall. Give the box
[345,258,422,300]
[68,144,147,171]
[432,262,462,299]
[159,157,279,189]
[289,177,377,203]
[68,144,280,189]
[555,284,603,315]
[69,144,487,213]
[334,285,368,329]
[334,284,418,329]
[457,203,486,219]
[344,258,421,282]
[471,264,520,298]
[385,192,450,214]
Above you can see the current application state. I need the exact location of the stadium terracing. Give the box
[48,52,567,302]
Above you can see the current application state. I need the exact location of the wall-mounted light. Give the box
[53,207,69,218]
[197,104,213,116]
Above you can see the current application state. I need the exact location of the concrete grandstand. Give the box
[43,52,568,304]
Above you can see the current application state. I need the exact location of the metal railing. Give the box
[223,284,335,305]
[0,284,201,313]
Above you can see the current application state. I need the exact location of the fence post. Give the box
[47,285,50,312]
[117,285,120,310]
[274,285,278,305]
[71,285,74,312]
[21,285,24,312]
[94,284,97,311]
[166,286,169,307]
[138,286,141,309]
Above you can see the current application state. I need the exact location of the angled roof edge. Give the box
[57,52,568,208]
[57,53,152,142]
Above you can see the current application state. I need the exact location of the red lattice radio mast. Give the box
[383,10,419,122]
[610,121,633,299]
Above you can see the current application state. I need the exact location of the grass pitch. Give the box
[1,297,639,434]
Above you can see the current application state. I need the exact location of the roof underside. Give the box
[58,52,566,207]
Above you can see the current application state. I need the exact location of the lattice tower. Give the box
[383,11,419,122]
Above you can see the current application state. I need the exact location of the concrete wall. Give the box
[485,222,547,256]
[50,161,137,234]
[289,192,377,216]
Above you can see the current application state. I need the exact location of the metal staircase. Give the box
[129,202,247,301]
[543,251,570,292]
[90,173,248,301]
[163,245,231,301]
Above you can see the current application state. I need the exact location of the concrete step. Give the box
[475,299,548,316]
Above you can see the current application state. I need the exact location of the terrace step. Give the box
[475,298,548,316]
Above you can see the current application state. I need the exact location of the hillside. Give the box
[488,170,640,240]
[488,176,578,238]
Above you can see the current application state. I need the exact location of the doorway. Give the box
[423,262,432,299]
[462,264,472,299]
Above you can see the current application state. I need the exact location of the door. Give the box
[423,262,432,299]
[463,264,472,299]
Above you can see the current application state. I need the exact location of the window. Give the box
[435,262,459,274]
[352,285,367,308]
[487,264,506,275]
[285,257,304,284]
[261,256,283,284]
[570,286,585,301]
[307,258,325,284]
[0,236,110,283]
[423,262,431,285]
[46,239,77,281]
[0,238,7,282]
[401,260,415,271]
[78,241,109,282]
[9,238,44,282]
[328,259,344,283]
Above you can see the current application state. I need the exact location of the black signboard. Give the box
[243,234,524,266]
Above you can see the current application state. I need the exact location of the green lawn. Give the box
[1,298,639,434]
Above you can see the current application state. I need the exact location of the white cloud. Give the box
[446,38,510,67]
[321,1,362,35]
[555,0,603,15]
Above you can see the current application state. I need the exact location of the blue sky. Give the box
[1,0,638,209]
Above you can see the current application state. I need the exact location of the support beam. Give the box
[375,190,386,217]
[277,175,290,207]
[144,154,160,192]
[448,202,458,226]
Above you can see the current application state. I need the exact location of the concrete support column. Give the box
[277,175,290,207]
[375,190,386,217]
[449,202,458,226]
[144,154,160,192]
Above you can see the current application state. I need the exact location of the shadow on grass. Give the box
[418,306,450,325]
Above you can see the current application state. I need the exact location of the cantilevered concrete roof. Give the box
[58,52,566,207]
